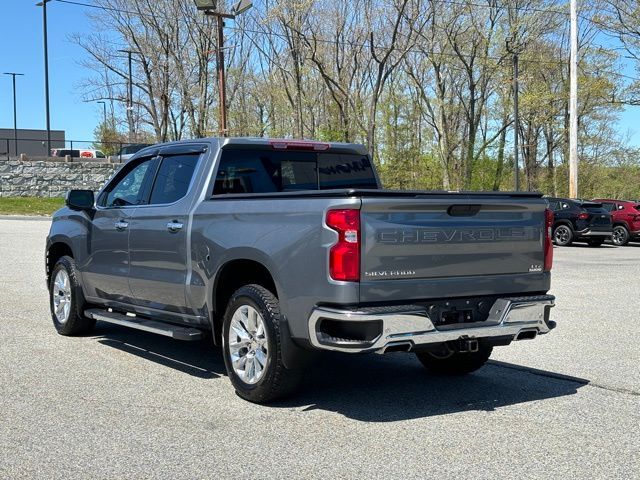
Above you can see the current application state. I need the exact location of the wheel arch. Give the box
[209,256,280,346]
[612,221,629,230]
[46,239,74,286]
[553,219,573,230]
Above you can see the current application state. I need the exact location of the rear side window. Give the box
[213,149,377,195]
[601,202,615,212]
[149,154,199,204]
[581,203,606,214]
[548,201,559,210]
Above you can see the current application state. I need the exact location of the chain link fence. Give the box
[0,137,151,162]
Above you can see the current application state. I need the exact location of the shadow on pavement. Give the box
[94,322,225,380]
[273,351,589,421]
[92,322,589,422]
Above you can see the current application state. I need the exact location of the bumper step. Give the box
[308,295,555,353]
[85,309,203,341]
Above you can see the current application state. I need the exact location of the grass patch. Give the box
[0,197,65,216]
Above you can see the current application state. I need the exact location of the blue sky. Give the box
[1,0,639,146]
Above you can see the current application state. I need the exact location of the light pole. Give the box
[569,0,579,198]
[194,0,252,137]
[97,101,107,126]
[506,38,524,191]
[36,0,51,156]
[117,49,136,142]
[3,72,24,156]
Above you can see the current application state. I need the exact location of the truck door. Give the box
[81,155,158,303]
[127,146,204,315]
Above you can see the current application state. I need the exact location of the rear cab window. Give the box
[212,148,378,195]
[149,154,199,205]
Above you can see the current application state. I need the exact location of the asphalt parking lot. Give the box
[1,217,638,479]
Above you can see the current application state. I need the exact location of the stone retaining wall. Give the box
[0,160,121,197]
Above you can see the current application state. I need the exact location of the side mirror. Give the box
[66,189,95,211]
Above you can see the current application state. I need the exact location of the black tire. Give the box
[222,284,303,403]
[415,344,492,375]
[553,224,573,246]
[49,255,96,336]
[587,238,604,247]
[612,225,629,246]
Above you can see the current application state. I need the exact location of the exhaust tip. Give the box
[382,342,413,353]
[516,330,538,341]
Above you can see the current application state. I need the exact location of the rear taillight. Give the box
[578,212,589,220]
[326,209,360,281]
[544,208,554,272]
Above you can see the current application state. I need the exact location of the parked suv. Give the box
[116,143,151,162]
[592,199,640,246]
[546,197,612,247]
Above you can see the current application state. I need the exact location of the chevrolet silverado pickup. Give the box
[46,137,556,403]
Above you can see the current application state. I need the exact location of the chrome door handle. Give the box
[114,220,129,230]
[166,221,183,232]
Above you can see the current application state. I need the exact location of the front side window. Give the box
[212,149,377,195]
[149,154,199,204]
[103,157,154,207]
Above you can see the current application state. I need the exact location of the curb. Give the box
[0,215,52,221]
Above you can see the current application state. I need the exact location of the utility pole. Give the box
[215,13,229,137]
[97,101,107,125]
[195,0,252,137]
[118,49,135,142]
[512,52,520,191]
[569,0,579,198]
[3,72,24,157]
[36,0,51,156]
[506,38,523,191]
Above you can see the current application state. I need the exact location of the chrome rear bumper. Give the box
[308,295,555,353]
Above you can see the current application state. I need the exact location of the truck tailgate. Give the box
[360,194,548,302]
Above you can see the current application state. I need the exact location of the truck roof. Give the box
[134,137,369,158]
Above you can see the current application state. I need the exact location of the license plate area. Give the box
[420,295,502,330]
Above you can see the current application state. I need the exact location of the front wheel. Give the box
[415,345,492,375]
[612,225,629,246]
[49,256,95,336]
[222,284,302,403]
[553,225,573,246]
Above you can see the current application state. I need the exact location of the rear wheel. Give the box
[49,256,95,335]
[222,284,302,403]
[587,238,604,247]
[553,224,573,246]
[415,344,492,375]
[612,225,629,246]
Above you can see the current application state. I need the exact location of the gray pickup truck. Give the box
[46,137,556,403]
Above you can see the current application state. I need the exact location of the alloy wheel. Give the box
[52,270,72,324]
[612,226,628,246]
[554,226,571,245]
[227,304,269,385]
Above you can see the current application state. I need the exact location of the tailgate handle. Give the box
[447,204,481,217]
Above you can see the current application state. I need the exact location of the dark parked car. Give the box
[546,198,612,247]
[116,143,151,162]
[592,199,640,246]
